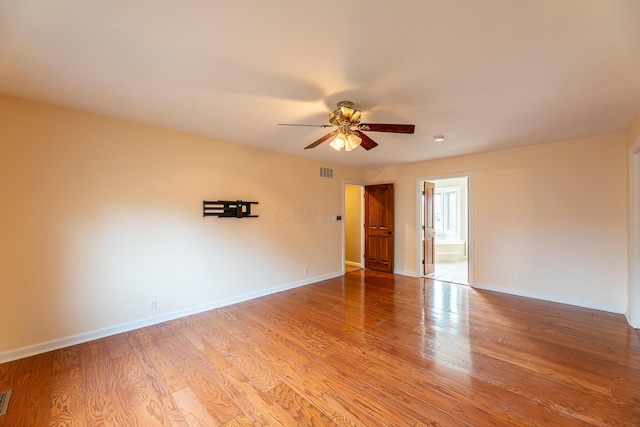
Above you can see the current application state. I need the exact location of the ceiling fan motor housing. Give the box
[329,101,362,128]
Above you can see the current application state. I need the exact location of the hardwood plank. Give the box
[0,357,33,427]
[176,323,280,393]
[328,410,362,427]
[265,382,337,427]
[80,340,131,426]
[219,368,297,425]
[154,336,242,424]
[110,351,176,426]
[104,332,134,360]
[171,386,219,427]
[219,413,255,427]
[51,346,87,426]
[136,337,189,395]
[17,353,53,426]
[127,333,189,426]
[319,390,386,427]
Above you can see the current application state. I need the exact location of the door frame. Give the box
[416,172,473,284]
[342,179,366,273]
[628,152,640,327]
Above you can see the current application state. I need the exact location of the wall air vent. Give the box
[0,390,12,416]
[319,167,334,179]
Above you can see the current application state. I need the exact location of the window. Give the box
[434,188,458,236]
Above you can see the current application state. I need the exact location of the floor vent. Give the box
[319,166,333,179]
[0,390,12,416]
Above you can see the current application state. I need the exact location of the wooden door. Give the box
[364,183,394,273]
[423,181,435,275]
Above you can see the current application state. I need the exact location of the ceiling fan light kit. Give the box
[279,101,415,152]
[329,132,362,152]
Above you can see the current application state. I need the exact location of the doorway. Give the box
[418,174,472,285]
[344,182,365,273]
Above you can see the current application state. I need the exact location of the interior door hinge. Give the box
[422,259,425,264]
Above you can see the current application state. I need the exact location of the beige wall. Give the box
[369,134,628,311]
[0,94,366,358]
[344,184,362,264]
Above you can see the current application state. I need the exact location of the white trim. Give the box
[0,271,343,364]
[628,152,640,327]
[345,261,362,268]
[394,269,419,277]
[473,282,626,315]
[416,173,473,284]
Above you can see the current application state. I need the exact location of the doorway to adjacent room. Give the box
[419,174,472,285]
[344,182,365,273]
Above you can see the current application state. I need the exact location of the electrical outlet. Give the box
[149,299,157,310]
[303,268,308,276]
[514,276,520,285]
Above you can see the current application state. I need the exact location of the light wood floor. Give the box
[1,270,639,426]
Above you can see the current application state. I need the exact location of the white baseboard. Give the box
[394,269,419,277]
[346,263,418,278]
[626,308,640,329]
[0,271,343,365]
[472,282,626,315]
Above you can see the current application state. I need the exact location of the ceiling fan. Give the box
[279,101,415,151]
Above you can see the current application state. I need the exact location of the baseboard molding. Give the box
[394,269,419,277]
[472,282,626,315]
[0,271,343,364]
[346,264,417,278]
[626,308,640,329]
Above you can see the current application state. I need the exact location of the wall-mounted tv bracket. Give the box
[203,200,259,218]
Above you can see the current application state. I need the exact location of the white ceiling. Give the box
[1,0,639,169]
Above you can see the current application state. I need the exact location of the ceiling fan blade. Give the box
[359,123,415,134]
[352,130,378,150]
[304,130,339,149]
[278,123,332,128]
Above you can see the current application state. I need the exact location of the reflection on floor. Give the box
[345,263,363,273]
[427,260,468,285]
